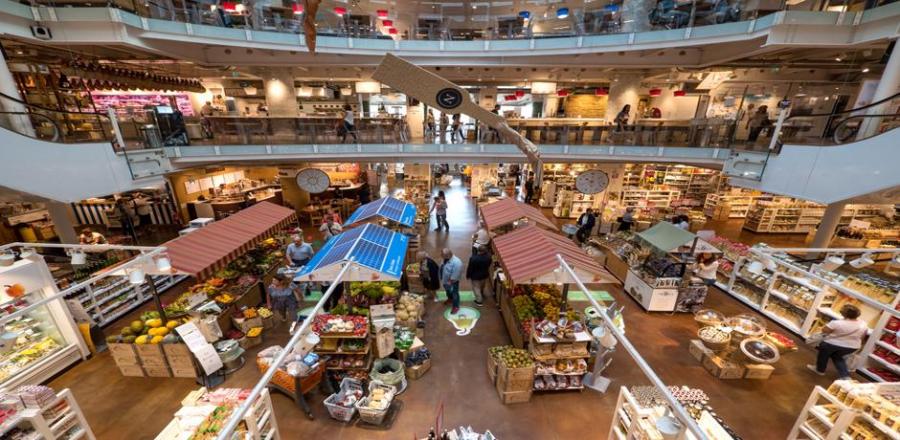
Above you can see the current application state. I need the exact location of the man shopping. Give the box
[440,248,463,314]
[466,246,492,307]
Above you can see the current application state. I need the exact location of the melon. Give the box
[129,320,144,333]
[122,335,136,344]
[150,336,164,344]
[120,327,134,336]
[166,320,179,330]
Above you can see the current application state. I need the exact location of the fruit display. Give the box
[246,327,263,338]
[497,348,533,369]
[348,282,401,308]
[395,293,424,323]
[4,283,25,298]
[106,312,187,345]
[534,318,586,340]
[394,326,415,351]
[405,347,430,367]
[512,295,537,321]
[312,315,368,337]
[509,285,564,326]
[488,345,513,361]
[242,308,258,319]
[0,336,61,383]
[257,307,273,318]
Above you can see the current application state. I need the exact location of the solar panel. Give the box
[353,240,387,270]
[296,223,407,280]
[343,197,416,227]
[361,225,392,247]
[317,241,355,268]
[332,225,365,246]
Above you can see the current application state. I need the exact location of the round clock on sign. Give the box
[295,168,331,194]
[575,170,610,195]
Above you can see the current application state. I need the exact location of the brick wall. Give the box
[564,95,608,118]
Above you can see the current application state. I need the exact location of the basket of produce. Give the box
[764,331,798,353]
[258,307,275,329]
[324,377,364,422]
[697,326,732,352]
[694,309,726,329]
[354,380,396,425]
[312,315,368,337]
[370,358,405,391]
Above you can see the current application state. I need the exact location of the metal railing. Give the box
[0,92,116,145]
[778,91,900,148]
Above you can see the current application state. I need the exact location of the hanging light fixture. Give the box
[382,19,393,27]
[557,89,569,97]
[557,7,569,19]
[221,1,237,12]
[649,88,662,97]
[155,255,172,272]
[292,3,303,13]
[376,9,388,18]
[674,90,687,97]
[128,266,145,285]
[333,6,347,16]
[595,87,609,96]
[515,90,525,98]
[70,249,87,266]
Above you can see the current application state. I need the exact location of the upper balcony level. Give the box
[1,0,899,65]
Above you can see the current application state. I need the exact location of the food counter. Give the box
[186,185,283,220]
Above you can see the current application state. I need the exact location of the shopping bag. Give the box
[805,333,825,347]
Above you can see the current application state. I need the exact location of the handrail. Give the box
[0,92,108,118]
[785,91,900,121]
[0,111,60,142]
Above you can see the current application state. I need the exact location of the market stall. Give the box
[614,222,720,313]
[491,225,618,349]
[479,198,558,235]
[343,197,417,230]
[156,387,279,440]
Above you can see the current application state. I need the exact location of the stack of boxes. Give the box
[689,339,775,380]
[494,361,534,404]
[109,343,197,378]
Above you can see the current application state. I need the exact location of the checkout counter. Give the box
[186,184,283,220]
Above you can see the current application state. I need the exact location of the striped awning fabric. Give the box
[479,198,558,232]
[162,202,296,280]
[491,225,615,285]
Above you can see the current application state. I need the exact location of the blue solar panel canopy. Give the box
[293,223,409,282]
[344,197,417,228]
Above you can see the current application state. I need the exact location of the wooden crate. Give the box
[497,373,533,393]
[166,354,194,370]
[497,363,534,383]
[689,339,713,362]
[496,388,532,405]
[406,358,431,380]
[162,343,191,358]
[499,294,526,349]
[487,354,498,385]
[144,366,172,378]
[109,343,140,366]
[702,353,745,379]
[744,364,775,380]
[119,364,145,377]
[171,366,198,378]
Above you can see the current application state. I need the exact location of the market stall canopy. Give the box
[344,197,416,228]
[479,198,558,232]
[492,225,617,285]
[293,223,408,282]
[163,202,296,279]
[636,222,721,254]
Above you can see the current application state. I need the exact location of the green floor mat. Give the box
[435,290,478,302]
[566,290,614,302]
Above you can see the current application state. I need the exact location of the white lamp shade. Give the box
[746,261,765,275]
[355,81,381,94]
[156,257,172,272]
[129,268,145,285]
[530,81,558,95]
[850,254,875,269]
[70,252,87,265]
[820,256,846,272]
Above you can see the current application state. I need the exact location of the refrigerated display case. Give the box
[0,257,89,388]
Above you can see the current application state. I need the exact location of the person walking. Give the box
[524,171,535,204]
[430,191,449,232]
[618,207,635,232]
[693,253,719,286]
[576,208,596,243]
[747,105,771,144]
[340,104,358,143]
[319,216,343,241]
[614,104,631,132]
[439,113,449,143]
[450,114,463,143]
[440,248,463,314]
[284,234,314,296]
[425,111,436,140]
[466,246,492,307]
[472,220,491,254]
[417,251,441,302]
[266,273,302,324]
[807,305,868,380]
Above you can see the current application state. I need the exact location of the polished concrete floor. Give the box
[49,178,838,440]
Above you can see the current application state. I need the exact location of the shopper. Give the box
[614,104,631,131]
[319,216,342,241]
[430,192,449,232]
[439,113,449,143]
[473,220,491,253]
[200,101,215,139]
[747,105,771,144]
[133,194,153,228]
[325,208,342,225]
[425,112,436,139]
[618,207,635,232]
[807,305,868,380]
[322,280,345,311]
[285,235,314,268]
[440,248,463,314]
[674,215,690,230]
[693,253,719,286]
[524,171,535,204]
[266,273,302,323]
[466,246,492,307]
[78,227,107,245]
[417,251,441,302]
[450,114,463,143]
[340,104,358,143]
[576,208,597,243]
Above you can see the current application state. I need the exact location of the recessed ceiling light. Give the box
[835,57,842,62]
[862,67,870,73]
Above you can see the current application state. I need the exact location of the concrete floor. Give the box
[48,177,837,440]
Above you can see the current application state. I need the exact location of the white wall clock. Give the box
[575,170,610,194]
[295,168,331,194]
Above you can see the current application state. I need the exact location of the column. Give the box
[606,76,642,122]
[856,46,900,140]
[0,47,35,137]
[809,201,847,250]
[47,201,78,244]
[264,69,298,117]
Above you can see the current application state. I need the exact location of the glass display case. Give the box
[0,258,88,388]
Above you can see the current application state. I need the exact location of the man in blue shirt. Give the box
[440,248,463,314]
[285,234,314,296]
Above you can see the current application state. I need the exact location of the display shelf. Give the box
[789,384,900,440]
[0,389,96,440]
[867,354,900,375]
[876,341,900,356]
[156,388,280,440]
[704,192,766,219]
[609,387,737,440]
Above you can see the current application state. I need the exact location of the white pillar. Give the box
[810,201,847,249]
[47,201,78,244]
[606,76,643,122]
[857,46,900,140]
[0,48,35,137]
[264,69,297,117]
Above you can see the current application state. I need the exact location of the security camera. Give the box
[30,24,52,40]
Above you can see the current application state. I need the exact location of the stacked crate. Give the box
[164,343,197,378]
[108,343,196,378]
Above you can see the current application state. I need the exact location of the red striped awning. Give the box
[479,198,558,232]
[492,225,617,285]
[162,202,297,280]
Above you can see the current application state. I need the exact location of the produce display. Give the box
[105,311,185,345]
[348,282,401,311]
[405,347,431,368]
[257,307,273,319]
[496,347,533,369]
[508,285,578,337]
[698,326,732,350]
[0,336,61,384]
[312,315,368,337]
[159,388,268,440]
[246,327,262,338]
[394,326,416,351]
[395,293,425,324]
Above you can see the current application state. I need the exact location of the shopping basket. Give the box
[354,380,396,425]
[323,377,364,422]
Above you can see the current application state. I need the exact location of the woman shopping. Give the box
[693,253,719,286]
[266,273,302,324]
[807,305,868,380]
